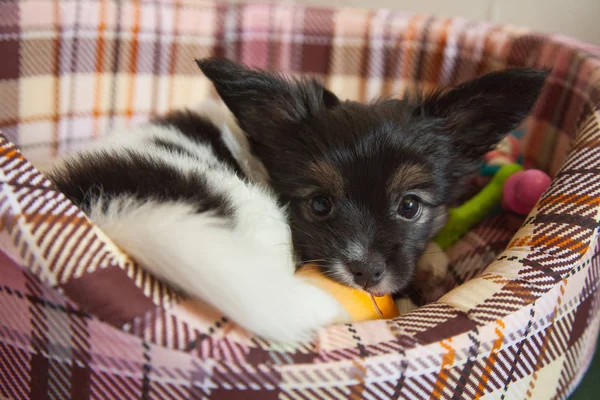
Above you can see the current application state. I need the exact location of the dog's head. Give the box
[197,58,548,295]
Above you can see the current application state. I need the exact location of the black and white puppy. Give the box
[47,58,547,342]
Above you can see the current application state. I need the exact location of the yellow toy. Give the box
[296,264,400,322]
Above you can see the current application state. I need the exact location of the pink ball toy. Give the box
[502,169,551,215]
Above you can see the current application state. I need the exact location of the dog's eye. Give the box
[310,196,333,217]
[397,195,422,220]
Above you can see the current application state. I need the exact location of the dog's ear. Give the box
[196,58,339,140]
[419,68,549,160]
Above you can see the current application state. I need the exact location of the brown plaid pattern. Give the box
[1,0,600,398]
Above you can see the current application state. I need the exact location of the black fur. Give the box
[154,110,244,177]
[198,58,548,295]
[50,150,234,217]
[49,114,239,217]
[151,137,196,158]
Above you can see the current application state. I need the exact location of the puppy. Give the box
[47,58,547,342]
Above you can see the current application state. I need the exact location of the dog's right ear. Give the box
[418,68,549,160]
[196,58,339,142]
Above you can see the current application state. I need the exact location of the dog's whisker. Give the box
[255,213,289,225]
[324,224,342,241]
[297,258,327,265]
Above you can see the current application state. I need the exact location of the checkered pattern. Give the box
[1,0,600,398]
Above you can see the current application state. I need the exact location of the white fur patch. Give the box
[342,240,366,262]
[91,196,347,342]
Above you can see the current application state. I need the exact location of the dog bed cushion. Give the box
[0,1,599,398]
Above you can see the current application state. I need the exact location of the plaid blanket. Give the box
[1,1,600,398]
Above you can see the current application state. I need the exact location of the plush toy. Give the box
[296,264,400,321]
[480,134,522,176]
[484,134,521,165]
[502,169,551,215]
[433,163,524,250]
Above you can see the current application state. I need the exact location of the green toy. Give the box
[433,163,524,250]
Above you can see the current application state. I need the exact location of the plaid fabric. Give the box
[1,0,600,398]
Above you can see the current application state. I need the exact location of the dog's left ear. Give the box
[196,57,339,141]
[419,68,549,160]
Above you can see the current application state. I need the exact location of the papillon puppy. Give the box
[47,58,547,342]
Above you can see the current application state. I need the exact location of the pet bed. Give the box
[1,1,599,398]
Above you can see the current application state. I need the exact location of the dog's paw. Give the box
[242,282,349,343]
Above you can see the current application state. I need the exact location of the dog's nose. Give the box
[347,259,385,288]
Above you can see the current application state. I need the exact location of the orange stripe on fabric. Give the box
[51,0,61,157]
[475,320,505,400]
[538,193,600,208]
[125,0,142,120]
[431,338,455,400]
[0,210,20,232]
[507,234,588,255]
[92,0,107,137]
[400,14,424,83]
[534,235,588,255]
[475,25,503,76]
[507,235,532,249]
[350,359,367,400]
[24,212,87,228]
[167,0,182,111]
[572,138,600,150]
[0,148,24,160]
[425,18,452,85]
[481,274,511,285]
